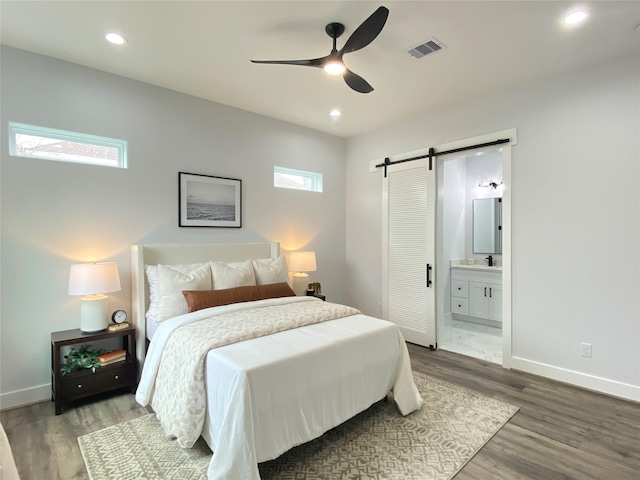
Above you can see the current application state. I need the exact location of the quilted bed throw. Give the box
[150,300,361,448]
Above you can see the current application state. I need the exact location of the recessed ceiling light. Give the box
[105,32,126,45]
[329,109,342,118]
[563,10,589,25]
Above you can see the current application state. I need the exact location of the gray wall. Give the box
[0,46,347,406]
[346,53,640,399]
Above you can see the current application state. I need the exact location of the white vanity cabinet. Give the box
[468,281,502,321]
[451,266,502,326]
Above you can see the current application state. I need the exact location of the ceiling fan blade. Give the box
[343,69,374,94]
[250,56,327,68]
[340,6,389,55]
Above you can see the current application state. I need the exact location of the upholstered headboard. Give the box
[131,242,280,368]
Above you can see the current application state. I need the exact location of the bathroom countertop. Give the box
[451,264,502,273]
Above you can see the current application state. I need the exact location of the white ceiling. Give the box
[1,1,639,138]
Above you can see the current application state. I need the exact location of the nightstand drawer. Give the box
[60,363,135,400]
[451,280,469,298]
[452,298,469,315]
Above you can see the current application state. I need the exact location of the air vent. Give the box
[406,38,446,59]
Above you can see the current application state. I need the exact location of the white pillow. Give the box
[252,255,289,285]
[145,263,207,322]
[210,259,256,289]
[156,263,212,322]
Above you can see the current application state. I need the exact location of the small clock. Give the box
[111,310,128,324]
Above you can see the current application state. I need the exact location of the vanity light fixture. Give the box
[477,178,503,189]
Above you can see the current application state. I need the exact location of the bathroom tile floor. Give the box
[439,319,502,364]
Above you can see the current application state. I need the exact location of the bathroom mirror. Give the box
[473,198,502,254]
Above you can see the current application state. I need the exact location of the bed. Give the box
[132,242,422,480]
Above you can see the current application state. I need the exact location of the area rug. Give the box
[79,372,518,480]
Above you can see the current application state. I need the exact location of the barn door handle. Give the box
[426,264,433,287]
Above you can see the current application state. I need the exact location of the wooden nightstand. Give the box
[306,292,326,301]
[51,326,137,415]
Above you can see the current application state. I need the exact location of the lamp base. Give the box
[80,294,109,333]
[292,272,310,296]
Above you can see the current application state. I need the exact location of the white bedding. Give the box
[145,316,161,340]
[137,296,423,480]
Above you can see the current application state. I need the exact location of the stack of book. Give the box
[98,349,126,367]
[108,322,130,332]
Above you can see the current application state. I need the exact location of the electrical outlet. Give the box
[581,342,592,358]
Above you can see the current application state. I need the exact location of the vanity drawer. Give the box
[451,280,469,298]
[452,298,469,315]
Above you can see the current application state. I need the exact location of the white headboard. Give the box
[131,242,280,368]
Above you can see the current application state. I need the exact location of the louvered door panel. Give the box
[385,160,436,347]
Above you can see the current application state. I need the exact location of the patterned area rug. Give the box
[79,372,518,480]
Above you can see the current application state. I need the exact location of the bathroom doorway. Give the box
[436,148,505,364]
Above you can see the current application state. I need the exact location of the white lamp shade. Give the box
[288,251,317,273]
[68,262,121,295]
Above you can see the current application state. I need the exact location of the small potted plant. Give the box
[60,344,106,375]
[306,282,322,295]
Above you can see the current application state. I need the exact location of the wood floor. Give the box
[2,346,639,480]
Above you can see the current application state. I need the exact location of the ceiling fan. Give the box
[251,6,389,94]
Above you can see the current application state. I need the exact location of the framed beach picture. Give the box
[179,172,242,228]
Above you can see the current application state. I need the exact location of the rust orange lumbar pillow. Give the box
[182,282,296,313]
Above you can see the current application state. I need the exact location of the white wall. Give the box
[346,53,640,400]
[0,47,347,407]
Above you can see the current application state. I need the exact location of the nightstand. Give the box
[51,326,137,415]
[306,292,326,301]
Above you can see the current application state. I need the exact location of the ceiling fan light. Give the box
[323,61,346,75]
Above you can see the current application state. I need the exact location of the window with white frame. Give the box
[274,166,323,192]
[8,122,127,168]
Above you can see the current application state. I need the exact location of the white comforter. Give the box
[137,296,423,480]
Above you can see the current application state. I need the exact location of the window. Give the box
[274,166,323,192]
[9,122,127,168]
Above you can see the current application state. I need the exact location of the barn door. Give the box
[383,158,436,347]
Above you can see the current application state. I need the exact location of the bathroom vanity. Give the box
[451,265,502,327]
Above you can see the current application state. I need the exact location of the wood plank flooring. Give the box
[2,346,639,480]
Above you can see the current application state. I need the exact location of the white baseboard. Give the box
[510,356,640,403]
[0,384,50,411]
[3,362,638,410]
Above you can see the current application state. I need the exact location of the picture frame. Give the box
[179,172,242,228]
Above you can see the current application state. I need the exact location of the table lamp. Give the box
[68,262,121,332]
[289,251,317,296]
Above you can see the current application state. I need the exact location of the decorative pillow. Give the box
[156,263,212,322]
[252,255,289,285]
[182,282,296,313]
[210,259,256,290]
[145,262,207,322]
